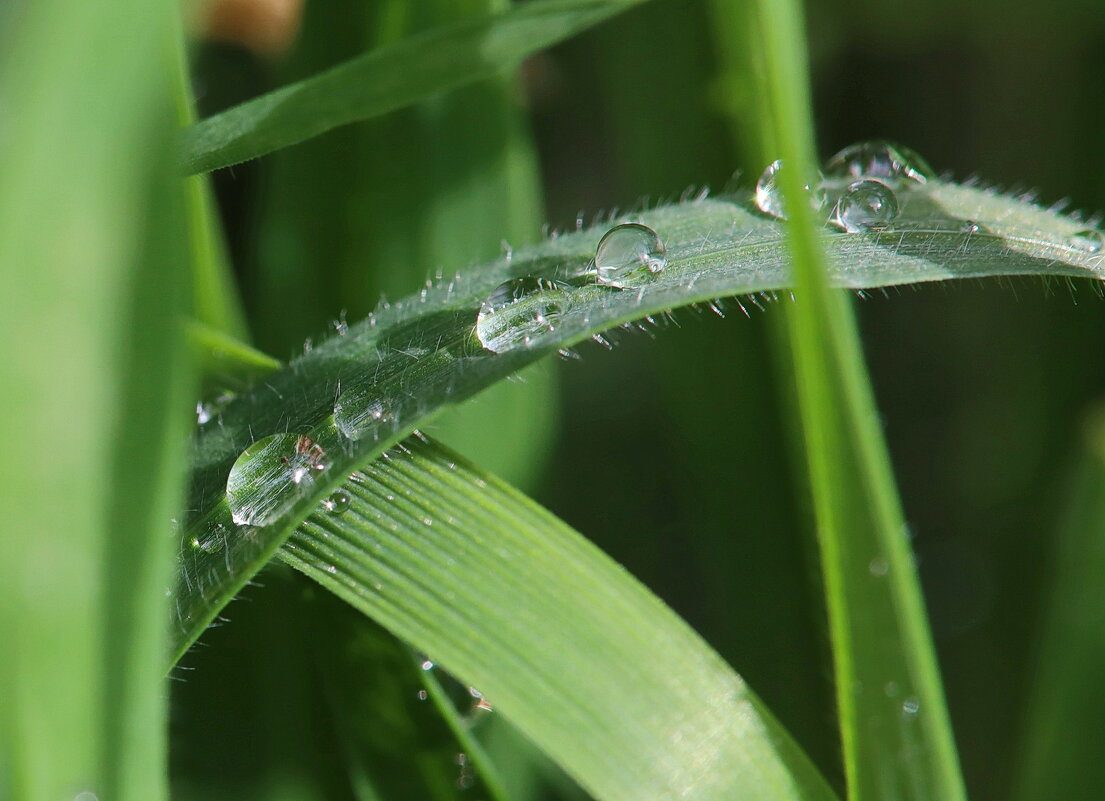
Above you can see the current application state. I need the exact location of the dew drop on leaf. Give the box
[822,140,934,184]
[322,490,351,515]
[594,223,666,288]
[754,159,827,221]
[1069,228,1104,253]
[833,180,899,233]
[334,384,391,442]
[901,697,921,717]
[475,276,570,353]
[226,433,329,526]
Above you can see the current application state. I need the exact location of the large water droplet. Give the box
[226,434,329,527]
[754,159,827,221]
[833,179,899,233]
[1069,228,1105,254]
[823,140,934,184]
[594,223,666,288]
[334,384,391,442]
[475,276,570,353]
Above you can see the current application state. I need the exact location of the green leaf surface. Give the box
[281,436,839,801]
[0,2,187,800]
[1014,407,1105,801]
[741,1,969,798]
[179,0,647,174]
[171,179,1105,665]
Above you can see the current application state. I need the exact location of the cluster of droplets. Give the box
[754,140,932,233]
[474,222,667,354]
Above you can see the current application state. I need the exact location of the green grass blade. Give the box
[740,1,968,799]
[1014,407,1105,800]
[170,179,1105,664]
[170,11,248,338]
[179,0,648,174]
[0,2,188,800]
[280,437,840,801]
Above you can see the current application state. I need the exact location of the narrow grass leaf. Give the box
[0,2,186,800]
[740,1,968,798]
[1014,407,1105,801]
[171,180,1105,664]
[281,437,840,801]
[179,0,648,174]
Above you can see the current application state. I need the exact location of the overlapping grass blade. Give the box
[281,436,840,801]
[740,1,968,798]
[1014,407,1105,800]
[172,180,1105,664]
[179,0,648,173]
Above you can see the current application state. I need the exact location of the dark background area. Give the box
[176,1,1105,799]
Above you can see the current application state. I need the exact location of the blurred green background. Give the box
[173,1,1105,799]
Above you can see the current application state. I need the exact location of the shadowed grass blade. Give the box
[171,180,1105,665]
[180,0,648,173]
[1014,407,1105,801]
[282,437,840,801]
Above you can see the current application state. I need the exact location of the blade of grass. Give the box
[734,1,968,799]
[170,9,248,339]
[0,2,189,800]
[1013,406,1105,801]
[281,436,841,801]
[180,0,649,174]
[171,179,1105,664]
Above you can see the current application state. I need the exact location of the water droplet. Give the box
[325,564,337,574]
[416,689,429,701]
[901,697,921,717]
[594,223,666,288]
[823,140,934,184]
[421,659,435,671]
[196,401,214,425]
[869,555,890,576]
[226,434,329,527]
[321,490,351,515]
[961,220,980,234]
[334,384,391,441]
[475,276,571,353]
[884,681,900,698]
[754,159,827,221]
[833,180,899,233]
[1069,228,1104,253]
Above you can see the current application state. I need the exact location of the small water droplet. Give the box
[869,555,890,577]
[193,523,226,553]
[416,689,429,701]
[475,276,570,353]
[421,659,435,671]
[325,564,337,574]
[1069,228,1105,253]
[754,159,828,221]
[594,223,666,288]
[321,490,351,515]
[901,697,921,717]
[334,384,391,441]
[823,140,934,184]
[961,220,980,234]
[196,401,214,425]
[833,179,899,233]
[226,434,329,527]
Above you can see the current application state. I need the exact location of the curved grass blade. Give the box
[171,180,1105,664]
[179,0,647,174]
[281,437,840,801]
